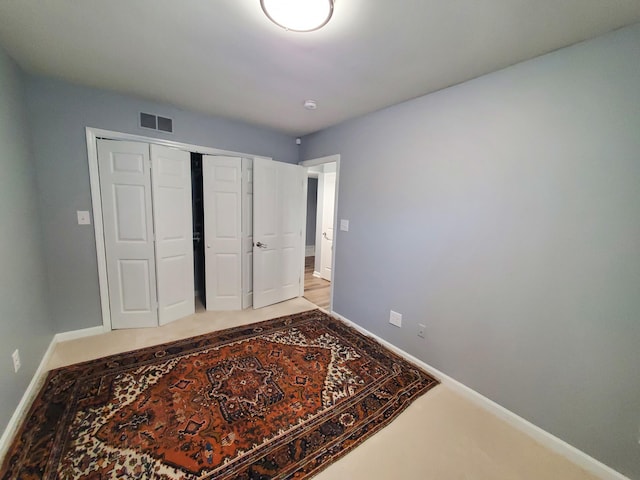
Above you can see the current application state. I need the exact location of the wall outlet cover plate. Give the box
[77,210,91,225]
[389,310,402,327]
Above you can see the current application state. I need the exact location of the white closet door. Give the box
[242,158,254,308]
[98,139,158,329]
[253,158,305,309]
[150,144,195,325]
[203,155,242,310]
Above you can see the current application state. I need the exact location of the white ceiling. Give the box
[1,0,639,136]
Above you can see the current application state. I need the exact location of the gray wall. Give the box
[306,178,318,247]
[301,24,640,478]
[25,77,298,333]
[0,49,53,434]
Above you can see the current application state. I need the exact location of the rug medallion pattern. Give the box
[0,310,438,479]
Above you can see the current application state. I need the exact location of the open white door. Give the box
[320,171,336,281]
[98,140,158,329]
[253,158,305,309]
[150,144,195,325]
[203,155,242,310]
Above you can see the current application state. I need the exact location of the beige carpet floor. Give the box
[45,297,598,480]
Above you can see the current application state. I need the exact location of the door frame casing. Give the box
[298,154,341,311]
[86,127,271,332]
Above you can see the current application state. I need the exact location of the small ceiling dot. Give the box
[304,100,318,110]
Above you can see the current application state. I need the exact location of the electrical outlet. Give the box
[418,324,426,338]
[12,349,20,373]
[389,310,402,328]
[76,210,91,225]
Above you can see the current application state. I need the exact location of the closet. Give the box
[94,135,305,330]
[191,153,205,307]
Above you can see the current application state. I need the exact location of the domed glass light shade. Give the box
[261,0,334,32]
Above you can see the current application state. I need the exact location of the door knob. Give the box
[256,242,268,248]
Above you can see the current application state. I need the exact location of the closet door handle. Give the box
[256,242,268,249]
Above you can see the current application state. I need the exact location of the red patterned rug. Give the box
[1,310,438,479]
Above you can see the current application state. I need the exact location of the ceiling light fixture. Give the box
[304,100,318,110]
[261,0,334,32]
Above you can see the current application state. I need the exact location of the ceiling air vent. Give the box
[139,112,173,133]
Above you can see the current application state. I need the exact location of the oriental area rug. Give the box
[1,310,438,479]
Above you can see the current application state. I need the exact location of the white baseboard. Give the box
[313,271,322,278]
[0,334,57,462]
[330,311,629,480]
[0,324,106,464]
[55,325,106,343]
[2,315,628,480]
[305,245,315,257]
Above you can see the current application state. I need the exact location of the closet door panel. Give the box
[203,156,242,310]
[98,139,158,329]
[151,144,195,325]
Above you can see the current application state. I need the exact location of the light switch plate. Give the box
[77,210,91,225]
[12,349,20,373]
[340,219,349,231]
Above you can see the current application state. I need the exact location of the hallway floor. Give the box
[303,256,331,309]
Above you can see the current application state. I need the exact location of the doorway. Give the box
[191,153,205,310]
[299,155,340,311]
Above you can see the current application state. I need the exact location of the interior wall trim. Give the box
[0,335,56,463]
[0,322,112,463]
[330,311,630,480]
[54,325,107,343]
[0,323,112,463]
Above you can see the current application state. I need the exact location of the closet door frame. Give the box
[86,127,271,332]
